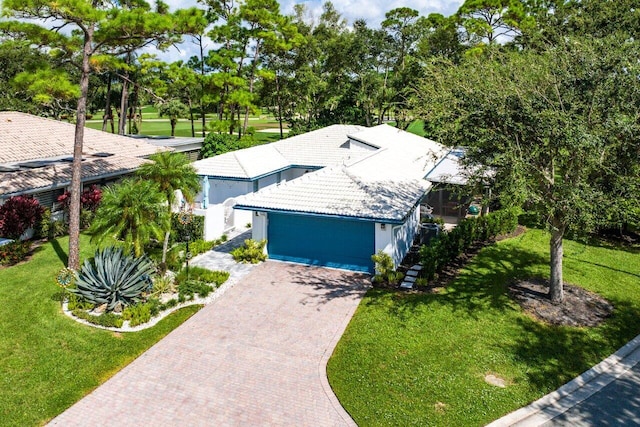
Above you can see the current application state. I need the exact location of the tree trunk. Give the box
[549,224,565,303]
[171,119,176,136]
[275,73,284,139]
[118,74,128,135]
[102,74,112,132]
[162,230,170,264]
[188,98,195,137]
[68,23,95,270]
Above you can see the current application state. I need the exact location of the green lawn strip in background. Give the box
[328,228,640,426]
[0,235,201,426]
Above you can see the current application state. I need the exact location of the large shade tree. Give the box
[0,0,203,270]
[414,37,640,303]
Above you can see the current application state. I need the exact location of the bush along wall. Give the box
[170,213,204,244]
[419,208,520,281]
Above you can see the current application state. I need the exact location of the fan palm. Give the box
[136,151,201,264]
[89,179,168,257]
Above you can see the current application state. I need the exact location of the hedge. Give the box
[419,208,520,281]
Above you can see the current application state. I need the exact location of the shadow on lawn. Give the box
[503,297,640,392]
[366,243,549,321]
[50,238,68,266]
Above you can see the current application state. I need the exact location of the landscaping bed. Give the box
[0,235,202,426]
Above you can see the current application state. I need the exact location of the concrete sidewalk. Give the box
[488,334,640,426]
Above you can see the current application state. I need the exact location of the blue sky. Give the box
[158,0,464,62]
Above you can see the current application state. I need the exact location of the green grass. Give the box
[0,235,201,426]
[85,107,287,139]
[328,228,640,426]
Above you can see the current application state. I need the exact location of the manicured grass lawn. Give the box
[328,228,640,426]
[0,235,201,426]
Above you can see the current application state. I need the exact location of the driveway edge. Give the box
[318,285,368,427]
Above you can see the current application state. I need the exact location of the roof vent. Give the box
[18,160,55,169]
[93,152,114,158]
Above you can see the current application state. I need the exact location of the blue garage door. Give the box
[268,213,375,273]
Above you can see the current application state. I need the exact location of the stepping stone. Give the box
[406,270,419,277]
[404,275,416,283]
[400,281,414,289]
[411,265,423,271]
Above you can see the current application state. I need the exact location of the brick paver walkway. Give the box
[49,262,369,426]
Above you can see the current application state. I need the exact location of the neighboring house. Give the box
[125,135,203,161]
[193,124,453,273]
[0,111,167,210]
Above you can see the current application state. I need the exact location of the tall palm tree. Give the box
[89,179,167,257]
[136,152,201,264]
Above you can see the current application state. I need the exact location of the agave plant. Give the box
[70,246,155,311]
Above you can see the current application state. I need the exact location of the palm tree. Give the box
[89,179,168,257]
[136,151,201,264]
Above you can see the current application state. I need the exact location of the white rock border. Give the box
[61,273,242,333]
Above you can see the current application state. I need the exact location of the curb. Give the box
[487,333,640,426]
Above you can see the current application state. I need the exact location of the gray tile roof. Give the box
[0,111,168,197]
[0,111,164,164]
[0,155,149,197]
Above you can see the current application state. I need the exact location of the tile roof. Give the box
[425,149,472,185]
[0,111,165,164]
[0,111,169,197]
[235,166,431,222]
[193,124,366,179]
[0,156,149,197]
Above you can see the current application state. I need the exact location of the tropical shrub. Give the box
[230,239,267,263]
[0,195,44,239]
[34,209,67,240]
[178,279,214,300]
[71,309,124,328]
[419,208,520,281]
[200,132,254,158]
[371,251,404,285]
[89,179,168,257]
[70,246,155,311]
[0,241,31,265]
[122,302,152,327]
[170,213,204,244]
[175,266,229,287]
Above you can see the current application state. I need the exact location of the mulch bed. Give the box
[509,278,613,327]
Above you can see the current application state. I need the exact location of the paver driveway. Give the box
[49,262,369,426]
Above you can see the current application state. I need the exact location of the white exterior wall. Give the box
[391,206,420,267]
[257,173,278,190]
[194,205,225,241]
[208,179,252,205]
[374,223,393,258]
[251,211,268,241]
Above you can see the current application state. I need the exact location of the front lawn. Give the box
[328,228,640,426]
[0,235,201,426]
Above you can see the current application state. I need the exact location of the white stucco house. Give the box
[192,124,456,273]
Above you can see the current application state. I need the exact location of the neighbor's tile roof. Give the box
[0,155,149,197]
[193,124,366,179]
[235,166,431,222]
[0,111,164,164]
